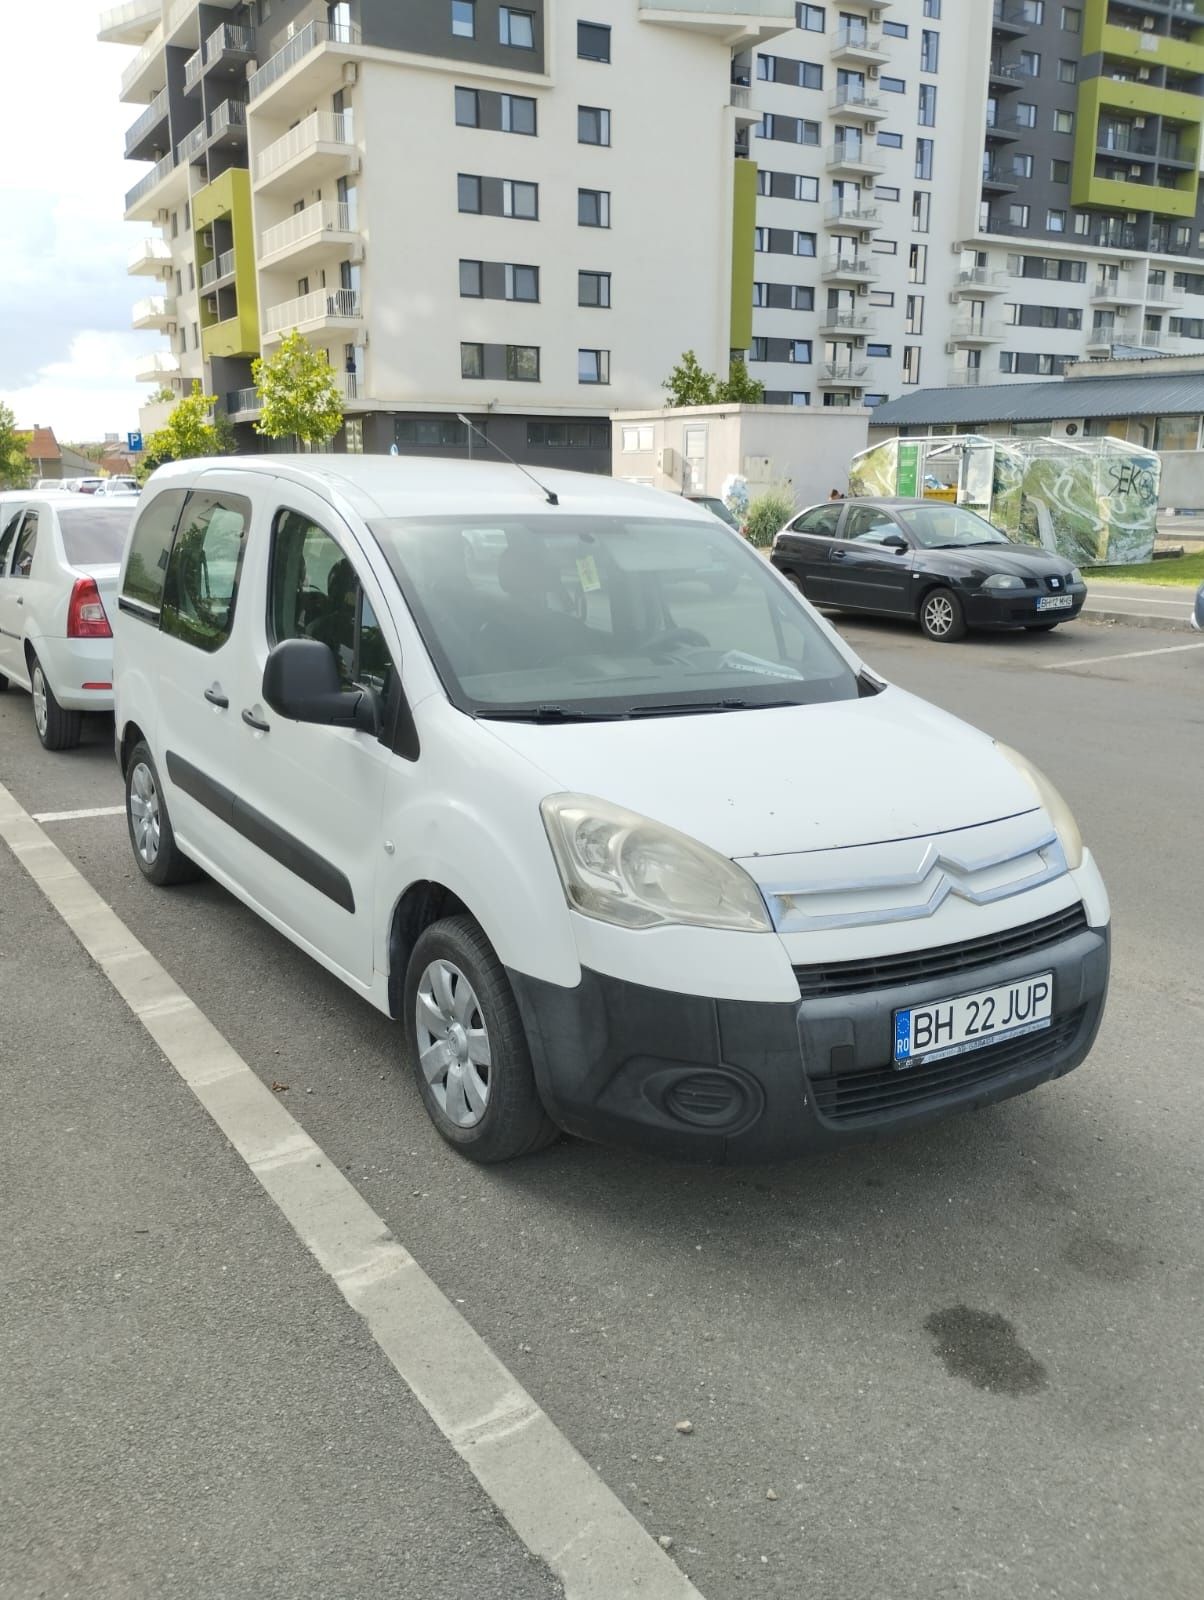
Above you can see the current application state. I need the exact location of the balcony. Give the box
[823,199,880,232]
[817,362,870,388]
[981,165,1019,194]
[124,152,184,221]
[262,287,364,343]
[636,2,798,50]
[176,120,208,166]
[200,249,237,291]
[253,109,357,194]
[124,86,169,161]
[209,98,247,147]
[954,268,1010,295]
[729,85,760,126]
[1129,331,1186,352]
[98,0,159,45]
[1144,281,1184,307]
[825,141,885,177]
[991,5,1032,37]
[248,18,363,109]
[829,87,888,121]
[132,295,177,330]
[821,252,878,284]
[949,317,1003,346]
[259,200,362,271]
[128,236,173,277]
[185,22,256,96]
[988,62,1025,91]
[830,25,890,64]
[135,351,181,385]
[163,0,201,42]
[1091,273,1144,306]
[1085,324,1137,355]
[119,21,164,104]
[948,368,985,386]
[818,309,874,336]
[225,387,261,420]
[984,119,1022,143]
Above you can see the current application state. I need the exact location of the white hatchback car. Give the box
[0,491,139,749]
[112,458,1110,1164]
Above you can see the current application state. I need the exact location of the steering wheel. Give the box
[633,627,709,655]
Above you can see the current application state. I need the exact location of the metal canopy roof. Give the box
[869,371,1204,428]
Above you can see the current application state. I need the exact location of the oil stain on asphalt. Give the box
[924,1307,1048,1395]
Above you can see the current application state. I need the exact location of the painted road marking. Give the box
[1042,641,1204,670]
[0,777,703,1600]
[31,805,125,823]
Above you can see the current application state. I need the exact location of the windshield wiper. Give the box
[476,704,626,723]
[627,697,804,718]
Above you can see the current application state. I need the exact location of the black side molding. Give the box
[165,751,355,913]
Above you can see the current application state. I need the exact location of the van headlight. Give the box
[995,744,1084,871]
[541,794,773,933]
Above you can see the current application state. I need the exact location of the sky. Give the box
[0,1,162,443]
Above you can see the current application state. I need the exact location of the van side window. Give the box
[161,491,251,653]
[0,511,23,571]
[12,512,39,578]
[121,488,188,617]
[268,509,394,693]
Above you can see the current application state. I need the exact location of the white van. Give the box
[112,458,1110,1164]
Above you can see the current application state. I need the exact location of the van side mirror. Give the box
[881,533,908,553]
[262,638,379,734]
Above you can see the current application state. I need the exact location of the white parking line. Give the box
[1042,641,1204,670]
[0,777,704,1600]
[31,805,126,824]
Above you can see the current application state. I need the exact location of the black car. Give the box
[771,497,1087,642]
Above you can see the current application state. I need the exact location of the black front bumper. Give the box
[963,586,1087,629]
[508,920,1109,1164]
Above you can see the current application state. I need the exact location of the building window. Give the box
[920,29,939,71]
[1046,157,1069,183]
[1057,58,1077,83]
[1009,203,1030,227]
[918,84,936,125]
[451,0,475,38]
[1061,5,1081,30]
[915,139,933,180]
[459,259,482,296]
[881,75,905,93]
[578,187,610,227]
[578,348,610,384]
[503,179,538,218]
[872,289,896,307]
[923,0,940,14]
[875,184,900,201]
[1016,102,1036,128]
[455,87,479,126]
[912,190,931,232]
[578,105,611,146]
[461,342,484,378]
[872,238,898,255]
[344,418,364,454]
[884,20,908,37]
[1073,211,1089,235]
[1019,0,1043,18]
[578,21,610,61]
[754,226,769,252]
[501,94,537,134]
[396,418,469,447]
[866,343,892,357]
[877,131,903,149]
[457,173,481,212]
[1155,415,1201,452]
[1018,50,1040,77]
[1046,208,1066,232]
[909,242,927,282]
[905,294,923,333]
[1013,152,1034,177]
[505,263,539,301]
[903,345,922,383]
[790,340,812,363]
[797,4,825,30]
[794,286,815,310]
[750,337,768,361]
[506,344,540,381]
[1053,109,1074,134]
[621,425,654,452]
[795,231,817,256]
[579,270,611,307]
[499,7,534,48]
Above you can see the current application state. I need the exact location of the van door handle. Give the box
[204,686,229,709]
[241,708,270,733]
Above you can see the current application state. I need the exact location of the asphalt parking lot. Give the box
[2,613,1201,1600]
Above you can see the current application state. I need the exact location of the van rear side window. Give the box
[121,489,188,617]
[160,491,251,653]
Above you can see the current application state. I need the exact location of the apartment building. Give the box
[744,0,1204,408]
[105,0,796,469]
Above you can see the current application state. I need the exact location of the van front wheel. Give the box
[404,916,558,1163]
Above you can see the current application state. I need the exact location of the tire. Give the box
[29,652,82,751]
[918,587,967,643]
[404,915,558,1163]
[1025,622,1060,632]
[0,672,9,692]
[124,741,201,887]
[783,571,805,593]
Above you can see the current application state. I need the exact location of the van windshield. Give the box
[369,514,861,719]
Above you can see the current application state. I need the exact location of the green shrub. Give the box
[744,488,795,549]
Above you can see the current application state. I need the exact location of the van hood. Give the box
[478,687,1039,860]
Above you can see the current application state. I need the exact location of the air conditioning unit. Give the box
[1135,117,1147,129]
[1141,14,1155,27]
[945,341,958,355]
[1049,419,1086,440]
[201,229,213,249]
[951,241,965,254]
[156,208,170,224]
[1138,66,1151,80]
[1130,166,1144,177]
[867,65,880,80]
[343,63,358,85]
[286,20,297,39]
[657,446,678,479]
[949,290,963,304]
[166,322,178,335]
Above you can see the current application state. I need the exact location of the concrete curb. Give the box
[1080,608,1192,633]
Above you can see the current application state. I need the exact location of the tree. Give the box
[0,402,30,489]
[715,359,764,405]
[252,330,344,448]
[137,380,229,483]
[663,350,718,408]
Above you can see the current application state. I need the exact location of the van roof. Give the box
[145,454,713,524]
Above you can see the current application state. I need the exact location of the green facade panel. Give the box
[730,159,758,352]
[194,168,261,360]
[1072,74,1202,217]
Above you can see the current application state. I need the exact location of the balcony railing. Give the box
[833,24,885,52]
[819,310,874,332]
[183,47,203,92]
[823,199,880,225]
[200,249,237,289]
[136,352,182,381]
[249,18,362,101]
[226,387,261,416]
[177,121,207,164]
[342,373,361,400]
[124,86,168,156]
[254,110,354,183]
[825,141,885,172]
[260,200,356,259]
[730,85,751,109]
[128,236,173,273]
[950,318,1003,340]
[830,87,883,115]
[119,23,163,99]
[819,362,869,384]
[948,368,984,386]
[210,99,247,138]
[263,287,363,336]
[956,268,1010,291]
[132,295,176,326]
[822,253,877,277]
[125,152,176,211]
[98,0,160,45]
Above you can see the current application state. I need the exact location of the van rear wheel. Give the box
[404,916,557,1163]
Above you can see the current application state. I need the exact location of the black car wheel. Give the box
[918,587,966,643]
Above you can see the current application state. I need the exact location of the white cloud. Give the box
[0,0,164,437]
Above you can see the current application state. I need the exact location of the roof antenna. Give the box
[456,414,559,505]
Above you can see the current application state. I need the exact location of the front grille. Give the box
[792,903,1088,1001]
[809,1009,1084,1124]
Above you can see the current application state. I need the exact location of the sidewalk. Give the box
[1082,579,1197,630]
[0,845,562,1600]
